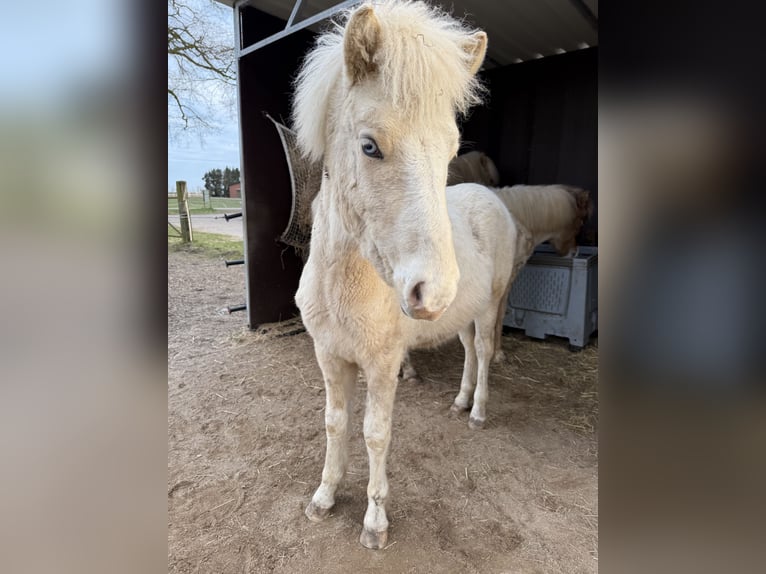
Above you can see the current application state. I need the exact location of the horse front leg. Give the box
[306,351,358,522]
[359,359,400,549]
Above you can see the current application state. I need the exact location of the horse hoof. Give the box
[492,350,506,364]
[359,528,388,549]
[403,375,422,384]
[450,401,469,413]
[468,416,485,430]
[305,501,332,522]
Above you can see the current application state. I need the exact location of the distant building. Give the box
[228,182,241,198]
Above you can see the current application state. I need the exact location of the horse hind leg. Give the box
[451,323,477,413]
[399,352,421,383]
[306,352,358,522]
[492,280,514,364]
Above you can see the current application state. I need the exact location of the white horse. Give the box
[400,183,592,381]
[495,184,591,262]
[491,184,591,357]
[292,1,516,549]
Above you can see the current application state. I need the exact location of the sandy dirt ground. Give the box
[168,214,244,238]
[168,250,598,574]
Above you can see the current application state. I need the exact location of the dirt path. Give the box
[168,214,244,238]
[168,250,598,574]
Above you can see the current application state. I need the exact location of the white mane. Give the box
[292,0,486,162]
[493,185,579,238]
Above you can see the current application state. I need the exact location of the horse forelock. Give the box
[370,2,486,116]
[292,0,486,162]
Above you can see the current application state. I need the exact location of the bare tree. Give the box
[168,0,236,137]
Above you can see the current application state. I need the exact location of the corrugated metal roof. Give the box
[217,0,597,66]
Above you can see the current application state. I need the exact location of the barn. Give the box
[213,0,597,329]
[168,2,599,568]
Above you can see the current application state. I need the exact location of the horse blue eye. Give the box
[361,138,383,159]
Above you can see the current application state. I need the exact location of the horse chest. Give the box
[297,254,400,357]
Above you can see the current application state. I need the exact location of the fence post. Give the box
[176,181,193,243]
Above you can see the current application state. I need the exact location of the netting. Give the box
[267,115,323,260]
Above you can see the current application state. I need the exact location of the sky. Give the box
[168,123,241,193]
[0,0,129,106]
[168,0,240,193]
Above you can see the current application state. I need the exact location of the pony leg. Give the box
[399,352,421,383]
[492,280,513,363]
[469,308,497,429]
[306,352,358,522]
[360,360,400,549]
[451,323,477,412]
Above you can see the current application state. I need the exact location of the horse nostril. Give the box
[409,281,425,309]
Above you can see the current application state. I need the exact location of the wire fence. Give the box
[167,194,242,213]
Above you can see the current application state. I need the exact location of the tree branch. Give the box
[167,88,188,129]
[168,0,236,136]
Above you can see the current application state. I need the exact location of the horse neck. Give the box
[308,176,398,323]
[311,180,358,256]
[310,173,382,276]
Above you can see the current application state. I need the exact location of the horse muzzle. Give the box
[399,280,452,321]
[401,303,448,321]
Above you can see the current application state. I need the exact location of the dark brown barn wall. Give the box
[236,9,597,327]
[461,47,598,245]
[237,8,315,328]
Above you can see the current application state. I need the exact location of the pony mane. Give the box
[292,0,486,162]
[494,185,589,236]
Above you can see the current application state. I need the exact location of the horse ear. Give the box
[461,31,487,76]
[344,5,381,83]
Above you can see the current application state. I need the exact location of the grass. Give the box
[168,196,241,215]
[168,231,244,259]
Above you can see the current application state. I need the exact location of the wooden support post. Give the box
[176,181,193,243]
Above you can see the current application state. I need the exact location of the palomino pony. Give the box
[491,184,592,359]
[496,184,591,264]
[292,1,516,549]
[401,183,591,387]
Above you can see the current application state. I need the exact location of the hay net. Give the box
[267,115,322,258]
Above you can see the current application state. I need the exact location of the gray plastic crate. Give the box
[503,245,598,349]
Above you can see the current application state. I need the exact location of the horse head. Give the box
[307,2,487,320]
[553,186,592,256]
